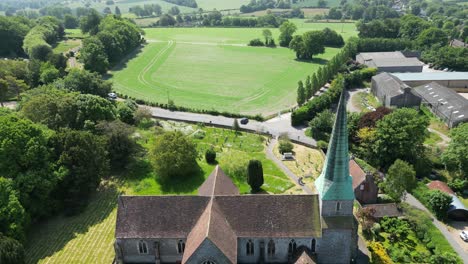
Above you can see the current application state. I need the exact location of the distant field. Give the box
[240,8,328,18]
[66,0,195,14]
[111,22,357,115]
[293,0,351,8]
[197,0,249,10]
[53,39,81,54]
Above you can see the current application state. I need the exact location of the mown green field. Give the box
[25,122,293,263]
[111,22,357,115]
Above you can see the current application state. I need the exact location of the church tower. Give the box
[315,91,355,216]
[314,91,357,263]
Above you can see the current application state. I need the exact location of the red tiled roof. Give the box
[427,180,455,195]
[350,160,366,189]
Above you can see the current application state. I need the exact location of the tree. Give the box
[417,27,448,48]
[278,137,294,153]
[279,21,297,47]
[380,217,411,242]
[290,31,325,60]
[297,80,305,105]
[150,131,198,179]
[322,27,344,47]
[262,29,273,46]
[205,148,216,164]
[64,14,79,29]
[0,177,26,241]
[39,63,59,84]
[79,9,101,35]
[382,159,416,202]
[159,14,176,26]
[169,6,180,15]
[356,207,376,234]
[5,76,27,100]
[357,106,392,129]
[103,7,112,15]
[80,37,109,74]
[0,233,24,264]
[96,120,136,168]
[308,109,334,142]
[116,100,137,124]
[0,114,57,219]
[311,73,319,94]
[247,160,264,192]
[427,190,452,220]
[61,69,112,97]
[441,123,468,178]
[429,251,461,264]
[0,79,8,107]
[115,6,121,16]
[399,15,430,40]
[372,108,429,168]
[318,0,327,8]
[305,75,312,99]
[50,129,108,214]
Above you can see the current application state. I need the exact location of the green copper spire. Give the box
[315,91,354,201]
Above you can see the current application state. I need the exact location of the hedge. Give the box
[357,38,414,53]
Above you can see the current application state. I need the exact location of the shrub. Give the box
[278,139,293,154]
[248,38,265,46]
[247,159,264,192]
[368,241,393,264]
[317,140,328,149]
[205,148,216,164]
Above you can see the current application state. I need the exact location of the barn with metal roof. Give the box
[393,72,468,91]
[356,52,424,73]
[413,82,468,127]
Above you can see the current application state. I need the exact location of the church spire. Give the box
[314,91,354,201]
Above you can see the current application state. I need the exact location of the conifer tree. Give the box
[297,80,305,106]
[311,74,319,95]
[115,6,121,16]
[305,75,312,100]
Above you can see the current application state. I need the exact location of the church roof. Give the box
[198,166,239,196]
[315,92,355,201]
[115,196,210,238]
[182,199,237,264]
[293,247,317,264]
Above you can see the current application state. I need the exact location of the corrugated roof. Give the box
[372,72,410,97]
[358,52,424,67]
[413,82,468,122]
[393,72,468,81]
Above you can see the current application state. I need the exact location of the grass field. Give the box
[111,22,357,115]
[293,0,352,8]
[53,39,81,54]
[25,122,294,263]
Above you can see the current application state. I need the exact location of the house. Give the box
[114,92,358,264]
[449,39,467,48]
[350,159,378,204]
[413,82,468,127]
[356,52,424,73]
[427,181,468,221]
[392,72,468,92]
[371,72,422,108]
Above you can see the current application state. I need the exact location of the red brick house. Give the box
[350,159,378,204]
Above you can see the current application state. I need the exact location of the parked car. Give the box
[108,92,117,100]
[460,231,468,242]
[240,118,249,125]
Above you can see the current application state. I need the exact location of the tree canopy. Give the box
[381,159,416,202]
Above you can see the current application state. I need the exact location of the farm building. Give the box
[350,159,378,204]
[427,181,468,221]
[392,72,468,92]
[356,51,424,73]
[413,82,468,127]
[371,72,422,108]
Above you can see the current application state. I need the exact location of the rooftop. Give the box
[393,72,468,81]
[372,72,411,97]
[358,52,424,68]
[413,82,468,123]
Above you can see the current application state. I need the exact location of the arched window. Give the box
[201,260,216,264]
[311,239,316,253]
[336,202,341,212]
[288,239,297,255]
[177,240,185,254]
[138,240,148,254]
[246,240,254,256]
[267,240,275,256]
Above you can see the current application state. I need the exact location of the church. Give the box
[114,92,357,264]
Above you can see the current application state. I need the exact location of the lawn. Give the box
[293,0,352,8]
[25,122,294,263]
[111,22,357,115]
[53,39,81,54]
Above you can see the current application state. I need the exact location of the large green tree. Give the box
[0,178,26,241]
[417,27,448,48]
[427,190,452,220]
[80,37,109,74]
[381,159,416,202]
[0,233,24,264]
[308,109,334,142]
[372,108,429,168]
[60,69,112,97]
[96,120,136,168]
[289,31,325,60]
[441,123,468,178]
[50,129,108,214]
[297,80,305,105]
[278,21,297,47]
[150,131,198,179]
[0,114,57,219]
